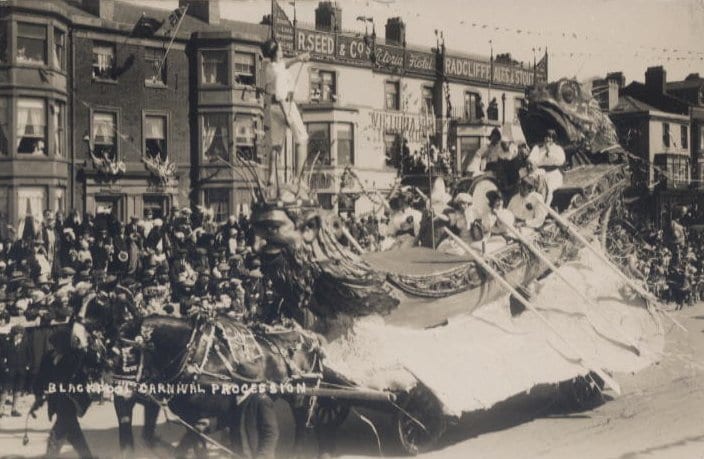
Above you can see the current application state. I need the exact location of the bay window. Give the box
[92,112,117,160]
[17,98,46,155]
[145,115,167,161]
[202,50,227,85]
[92,42,116,80]
[337,123,354,166]
[307,123,331,165]
[17,187,46,223]
[17,23,46,65]
[52,102,65,158]
[202,113,230,161]
[234,116,257,162]
[234,52,256,86]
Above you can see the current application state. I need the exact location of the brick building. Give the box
[0,0,546,227]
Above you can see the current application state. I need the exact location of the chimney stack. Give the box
[82,0,115,21]
[385,17,406,46]
[179,0,220,25]
[315,2,342,33]
[606,71,625,88]
[645,66,667,94]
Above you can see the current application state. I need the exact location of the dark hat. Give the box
[60,267,76,277]
[10,324,24,334]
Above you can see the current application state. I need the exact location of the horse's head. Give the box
[69,290,113,355]
[135,315,194,380]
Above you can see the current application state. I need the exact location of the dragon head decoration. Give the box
[519,78,623,160]
[239,152,399,333]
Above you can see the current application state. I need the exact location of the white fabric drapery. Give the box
[93,112,115,144]
[17,187,45,224]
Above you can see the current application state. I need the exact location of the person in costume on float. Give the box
[507,175,549,230]
[261,39,311,175]
[527,129,566,206]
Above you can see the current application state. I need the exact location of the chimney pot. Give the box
[179,0,220,25]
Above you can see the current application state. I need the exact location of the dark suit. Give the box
[33,349,93,459]
[231,393,279,459]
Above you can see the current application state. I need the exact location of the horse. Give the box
[71,289,343,458]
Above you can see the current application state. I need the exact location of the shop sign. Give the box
[405,50,436,75]
[368,109,435,142]
[337,34,373,65]
[297,29,336,60]
[374,44,405,73]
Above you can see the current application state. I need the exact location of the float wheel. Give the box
[395,384,447,456]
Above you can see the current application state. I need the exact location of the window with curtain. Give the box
[53,28,65,71]
[310,70,336,102]
[145,115,167,161]
[337,123,354,166]
[17,23,46,65]
[93,111,117,160]
[204,188,230,222]
[307,123,331,165]
[17,98,46,155]
[143,195,168,219]
[202,113,229,161]
[17,187,46,223]
[464,92,479,121]
[202,50,227,85]
[145,47,166,85]
[234,116,257,162]
[385,81,400,110]
[92,42,116,79]
[234,52,256,86]
[52,102,65,158]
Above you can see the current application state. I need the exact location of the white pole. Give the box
[442,228,621,395]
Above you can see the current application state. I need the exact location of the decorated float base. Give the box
[325,246,664,417]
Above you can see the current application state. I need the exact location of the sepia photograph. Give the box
[0,0,702,457]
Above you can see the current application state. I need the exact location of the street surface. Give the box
[1,304,703,459]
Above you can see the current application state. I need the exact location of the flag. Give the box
[132,14,163,37]
[271,1,295,54]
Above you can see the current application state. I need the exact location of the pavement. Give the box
[0,303,703,459]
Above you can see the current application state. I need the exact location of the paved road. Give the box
[1,305,702,459]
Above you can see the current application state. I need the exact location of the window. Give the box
[17,187,46,223]
[0,23,6,63]
[92,42,116,80]
[663,123,670,148]
[310,70,336,102]
[514,97,525,121]
[52,102,65,158]
[145,48,166,85]
[307,123,331,165]
[17,23,46,65]
[145,115,167,161]
[234,52,256,86]
[459,136,481,172]
[422,86,434,115]
[143,195,169,219]
[53,28,65,71]
[17,98,46,155]
[681,125,688,150]
[204,188,230,222]
[464,92,479,120]
[202,113,230,161]
[202,50,227,85]
[337,123,354,166]
[655,154,689,188]
[0,98,7,155]
[384,132,401,167]
[94,195,123,220]
[385,81,400,111]
[92,112,117,160]
[234,116,256,162]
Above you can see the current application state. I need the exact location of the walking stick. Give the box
[442,228,622,395]
[536,200,687,333]
[494,213,643,356]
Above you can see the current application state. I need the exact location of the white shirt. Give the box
[528,143,566,168]
[265,60,292,102]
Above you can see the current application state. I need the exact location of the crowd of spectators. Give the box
[0,206,277,417]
